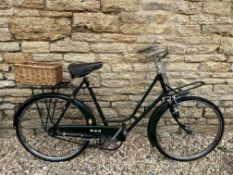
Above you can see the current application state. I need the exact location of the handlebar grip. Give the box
[137,45,158,53]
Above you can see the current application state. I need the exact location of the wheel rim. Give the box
[155,99,223,161]
[17,96,88,161]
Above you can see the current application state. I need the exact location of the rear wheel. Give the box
[154,96,224,161]
[16,93,90,162]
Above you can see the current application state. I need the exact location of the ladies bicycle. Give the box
[14,46,224,162]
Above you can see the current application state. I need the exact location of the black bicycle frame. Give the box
[68,73,169,133]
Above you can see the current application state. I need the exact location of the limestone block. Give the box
[64,53,96,63]
[32,53,62,62]
[0,28,11,41]
[203,2,231,14]
[46,0,100,11]
[91,43,126,53]
[10,17,71,40]
[22,41,49,53]
[4,52,31,63]
[50,39,89,52]
[203,25,233,37]
[199,62,230,72]
[0,42,20,51]
[12,0,44,8]
[73,13,120,32]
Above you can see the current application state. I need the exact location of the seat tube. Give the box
[84,77,108,126]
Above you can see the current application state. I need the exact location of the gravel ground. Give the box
[0,130,233,175]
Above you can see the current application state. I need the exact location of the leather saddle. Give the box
[68,62,103,78]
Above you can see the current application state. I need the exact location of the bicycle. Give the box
[13,46,224,162]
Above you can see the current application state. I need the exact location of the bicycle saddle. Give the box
[68,62,103,78]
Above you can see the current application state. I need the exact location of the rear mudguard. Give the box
[13,93,96,127]
[147,101,169,147]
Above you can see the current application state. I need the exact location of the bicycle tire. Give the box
[15,93,93,162]
[148,96,224,161]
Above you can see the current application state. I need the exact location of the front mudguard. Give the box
[13,93,96,127]
[147,101,169,147]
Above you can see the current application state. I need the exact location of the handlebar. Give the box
[138,45,169,63]
[145,48,169,59]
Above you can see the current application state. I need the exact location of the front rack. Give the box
[167,81,206,96]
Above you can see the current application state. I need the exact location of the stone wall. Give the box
[0,0,233,135]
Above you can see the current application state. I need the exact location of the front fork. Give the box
[166,96,193,134]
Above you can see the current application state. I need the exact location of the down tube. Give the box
[126,90,164,131]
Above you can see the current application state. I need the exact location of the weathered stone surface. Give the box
[0,28,11,41]
[185,54,227,62]
[50,39,89,52]
[143,1,172,11]
[203,25,233,36]
[73,13,120,32]
[4,72,14,80]
[186,45,219,54]
[172,1,203,14]
[0,80,15,88]
[216,16,233,24]
[97,54,123,63]
[13,9,40,17]
[0,9,13,16]
[175,25,201,36]
[32,53,62,62]
[203,2,231,14]
[0,0,10,9]
[167,63,199,71]
[64,53,96,62]
[214,85,233,94]
[72,32,101,42]
[0,89,31,96]
[120,11,169,24]
[0,72,3,79]
[101,0,122,12]
[46,0,100,11]
[121,24,172,34]
[221,38,233,55]
[91,43,126,53]
[4,52,31,63]
[0,64,9,71]
[199,62,230,72]
[10,17,71,40]
[167,14,189,24]
[112,64,133,72]
[13,0,44,8]
[0,18,8,27]
[0,42,20,51]
[39,11,72,17]
[123,0,140,11]
[0,103,14,109]
[190,15,215,24]
[22,41,49,53]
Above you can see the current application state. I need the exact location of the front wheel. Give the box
[15,93,91,162]
[149,96,224,161]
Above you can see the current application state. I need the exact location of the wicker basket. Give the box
[15,62,63,86]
